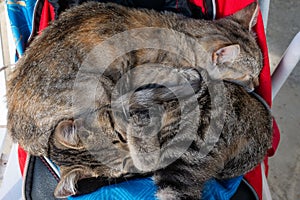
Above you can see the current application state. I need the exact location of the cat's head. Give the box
[203,2,262,91]
[49,117,137,198]
[111,67,207,172]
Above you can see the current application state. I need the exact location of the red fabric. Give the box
[18,147,27,176]
[245,164,263,199]
[38,0,55,33]
[189,0,206,13]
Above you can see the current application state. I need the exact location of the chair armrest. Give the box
[271,32,300,100]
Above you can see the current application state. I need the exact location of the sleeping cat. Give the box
[6,2,272,199]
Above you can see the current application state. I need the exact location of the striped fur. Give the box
[6,2,272,199]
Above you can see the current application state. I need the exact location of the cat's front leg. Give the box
[153,149,225,200]
[154,167,204,200]
[155,186,183,200]
[153,161,217,200]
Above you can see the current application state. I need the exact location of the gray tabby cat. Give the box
[6,2,272,199]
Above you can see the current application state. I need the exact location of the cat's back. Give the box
[7,2,199,92]
[7,2,196,154]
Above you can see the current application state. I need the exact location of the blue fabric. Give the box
[6,0,37,56]
[69,177,158,200]
[68,176,243,200]
[202,176,243,200]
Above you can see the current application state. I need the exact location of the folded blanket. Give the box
[68,176,243,200]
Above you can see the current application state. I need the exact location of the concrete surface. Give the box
[267,0,300,200]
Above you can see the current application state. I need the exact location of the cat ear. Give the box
[54,167,91,198]
[54,119,83,149]
[231,2,259,31]
[212,44,240,65]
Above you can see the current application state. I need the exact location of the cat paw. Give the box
[156,187,179,200]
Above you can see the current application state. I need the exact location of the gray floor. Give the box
[267,0,300,200]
